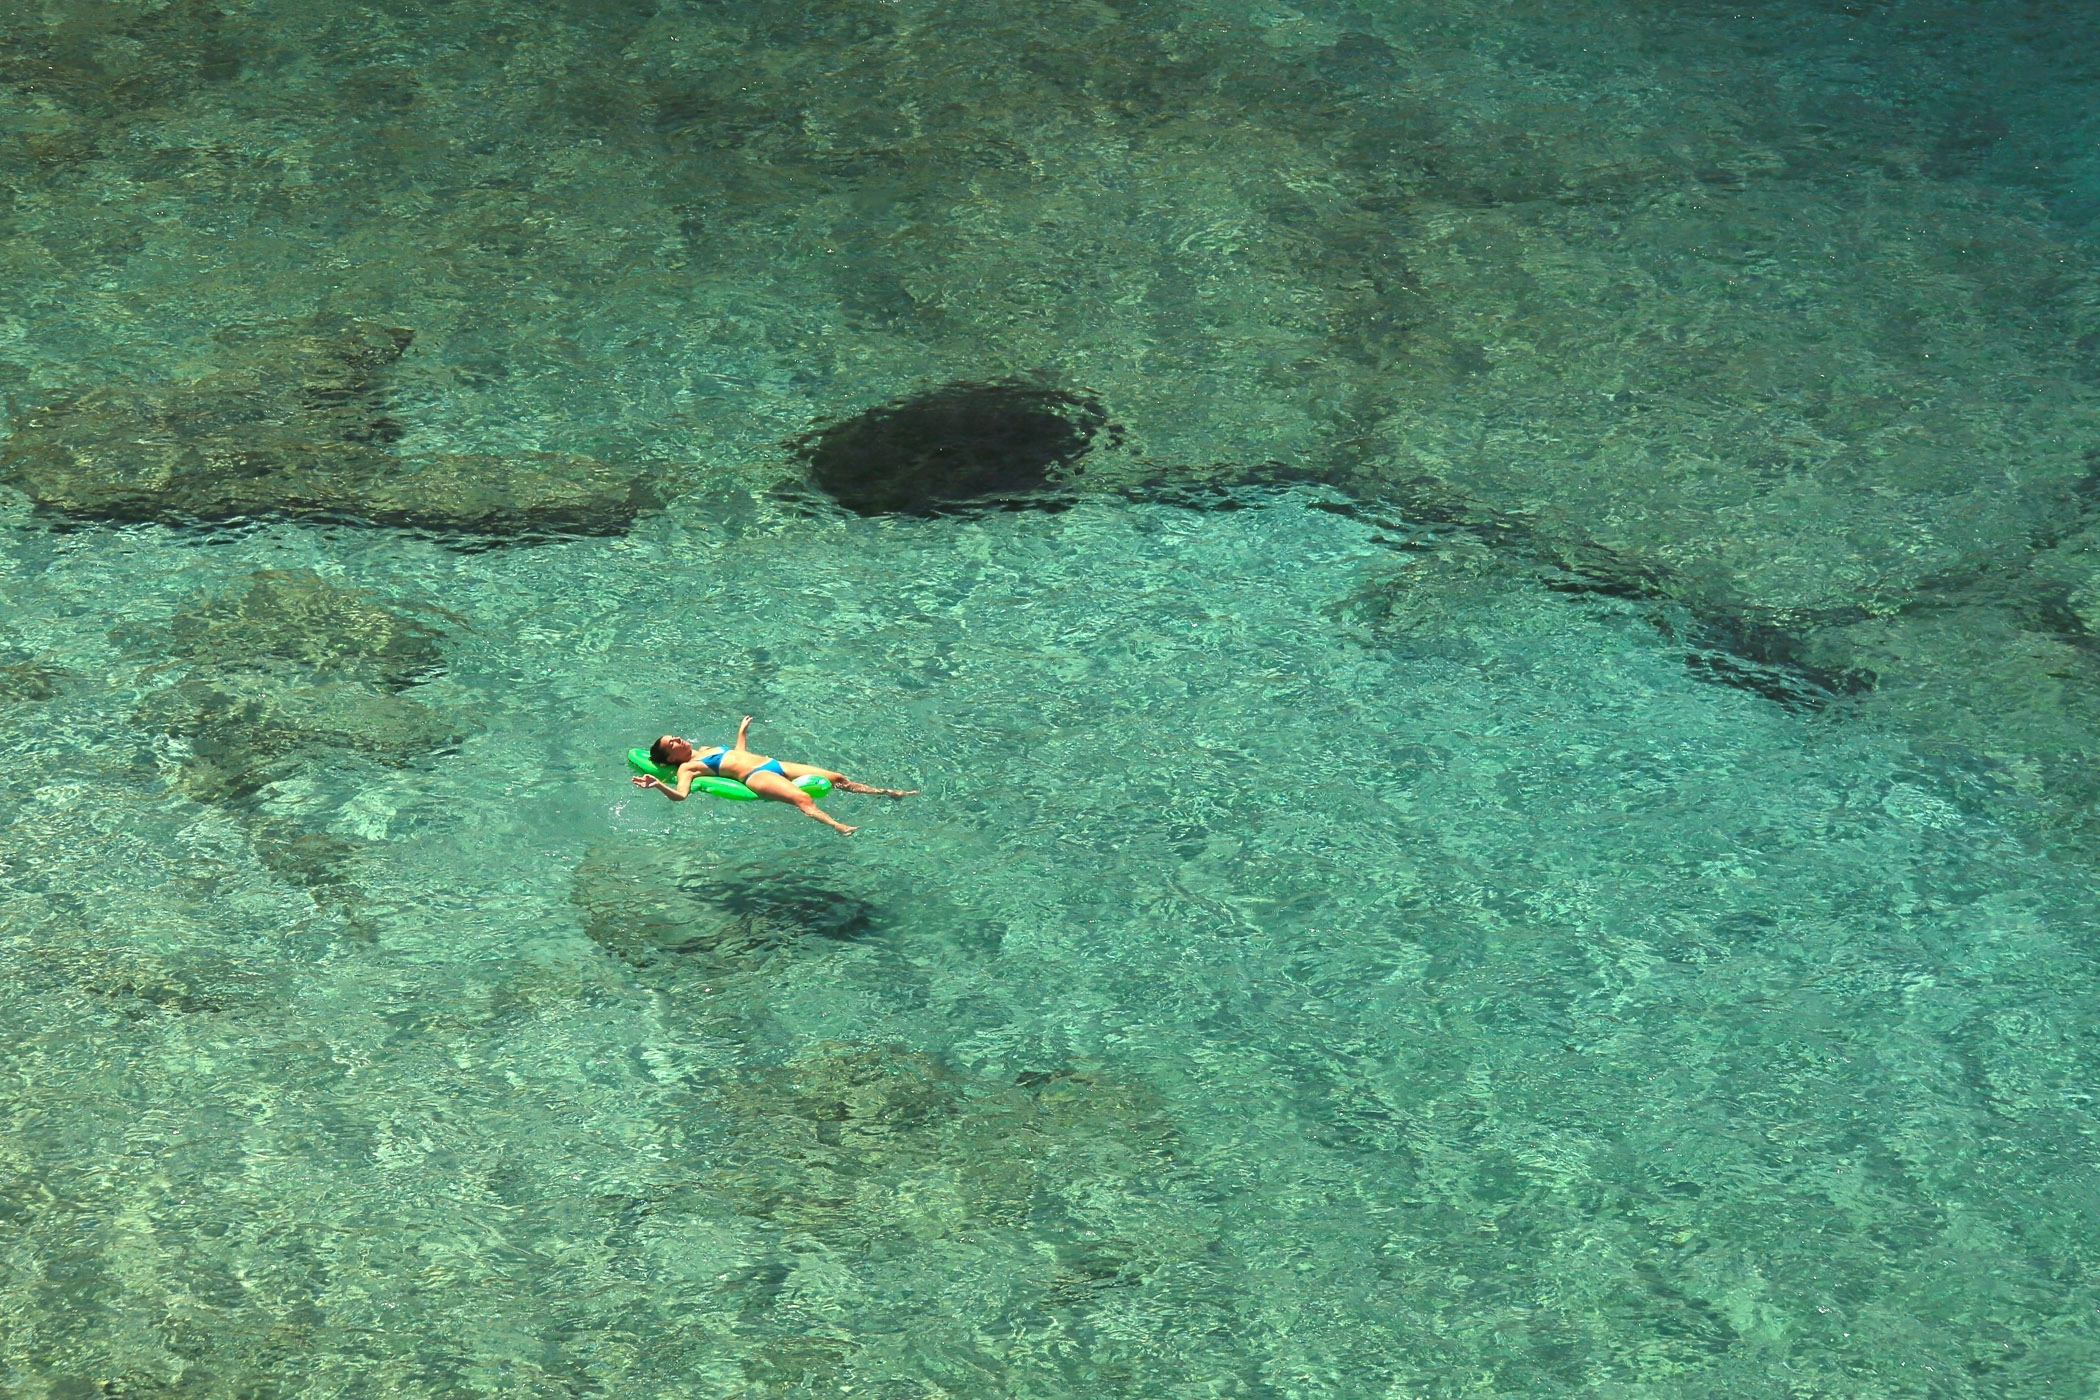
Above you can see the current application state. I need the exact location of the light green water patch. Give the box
[2,494,2096,1396]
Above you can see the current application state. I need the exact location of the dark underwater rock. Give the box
[0,0,249,122]
[248,818,367,900]
[794,382,1112,516]
[0,318,663,537]
[162,569,446,691]
[0,658,63,702]
[571,845,878,973]
[127,570,466,803]
[1259,475,1877,712]
[137,671,464,803]
[19,941,245,1016]
[656,1041,1188,1395]
[1658,609,1877,712]
[1316,32,1402,89]
[707,1043,1179,1235]
[338,452,665,537]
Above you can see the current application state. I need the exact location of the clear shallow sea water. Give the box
[4,492,2098,1397]
[6,0,2100,1396]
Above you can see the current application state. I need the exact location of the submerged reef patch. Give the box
[795,382,1112,516]
[125,570,466,832]
[1167,474,1879,713]
[0,0,249,124]
[159,567,447,691]
[0,318,662,537]
[705,1046,1178,1237]
[1312,464,2100,849]
[645,1043,1198,1393]
[137,672,462,806]
[0,654,64,703]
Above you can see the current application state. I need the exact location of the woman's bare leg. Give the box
[743,769,858,835]
[835,776,917,796]
[778,761,917,797]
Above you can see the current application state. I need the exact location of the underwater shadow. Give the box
[571,846,881,975]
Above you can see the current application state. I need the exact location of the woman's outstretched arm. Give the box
[634,759,706,800]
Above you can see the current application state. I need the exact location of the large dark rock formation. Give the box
[795,382,1111,516]
[2,319,663,536]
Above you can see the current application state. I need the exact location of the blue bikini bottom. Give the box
[703,749,786,783]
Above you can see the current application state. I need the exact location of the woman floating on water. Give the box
[633,716,916,836]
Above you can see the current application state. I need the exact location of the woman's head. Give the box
[650,735,694,768]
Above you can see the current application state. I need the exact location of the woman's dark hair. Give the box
[650,736,690,768]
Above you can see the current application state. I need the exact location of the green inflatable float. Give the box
[626,748,832,802]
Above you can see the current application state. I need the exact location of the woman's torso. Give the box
[699,746,777,784]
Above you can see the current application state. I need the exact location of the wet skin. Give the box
[633,716,917,836]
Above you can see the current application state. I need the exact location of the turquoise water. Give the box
[6,498,2097,1396]
[6,0,2100,1396]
